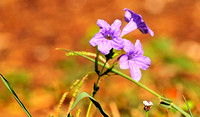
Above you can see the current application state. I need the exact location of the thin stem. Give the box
[171,103,191,117]
[86,102,92,117]
[96,60,108,85]
[146,111,148,117]
[111,69,162,98]
[86,60,108,117]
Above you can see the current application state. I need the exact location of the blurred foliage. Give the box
[144,36,196,72]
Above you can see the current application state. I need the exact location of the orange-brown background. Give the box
[0,0,200,116]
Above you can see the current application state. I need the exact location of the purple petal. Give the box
[131,56,151,70]
[121,19,137,37]
[97,19,110,32]
[134,39,144,56]
[123,39,135,55]
[129,61,142,81]
[89,33,104,47]
[111,37,124,50]
[124,8,133,22]
[124,9,154,37]
[138,21,154,37]
[98,39,112,55]
[124,8,142,24]
[148,28,154,37]
[119,54,129,69]
[132,13,142,24]
[111,19,122,37]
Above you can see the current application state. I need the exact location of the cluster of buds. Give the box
[143,100,153,112]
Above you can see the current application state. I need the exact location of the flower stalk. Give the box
[146,111,148,117]
[86,49,109,117]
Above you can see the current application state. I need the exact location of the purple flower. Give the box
[124,8,154,37]
[119,39,151,81]
[89,19,124,55]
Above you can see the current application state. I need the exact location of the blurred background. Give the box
[0,0,200,116]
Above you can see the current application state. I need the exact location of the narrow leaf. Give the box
[68,92,108,117]
[160,102,171,109]
[0,74,32,117]
[161,97,173,103]
[112,51,121,58]
[182,95,193,117]
[101,64,116,76]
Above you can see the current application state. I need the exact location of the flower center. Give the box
[105,34,113,40]
[128,55,134,60]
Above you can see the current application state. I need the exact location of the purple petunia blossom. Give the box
[119,39,151,81]
[90,19,135,55]
[89,19,124,55]
[124,8,154,37]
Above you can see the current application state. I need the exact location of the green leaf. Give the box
[182,95,193,117]
[0,74,32,117]
[68,92,109,117]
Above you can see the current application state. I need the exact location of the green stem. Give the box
[97,60,107,85]
[146,111,148,117]
[86,60,108,117]
[111,69,162,98]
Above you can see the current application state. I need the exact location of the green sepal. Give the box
[105,49,114,61]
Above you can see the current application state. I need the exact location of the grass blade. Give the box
[0,74,31,117]
[182,95,193,117]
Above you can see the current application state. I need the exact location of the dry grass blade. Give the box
[109,102,120,117]
[55,80,80,117]
[66,74,88,115]
[76,109,81,117]
[66,51,110,67]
